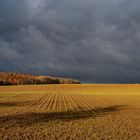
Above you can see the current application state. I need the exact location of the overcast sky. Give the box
[0,0,140,83]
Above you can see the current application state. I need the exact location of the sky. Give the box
[0,0,140,83]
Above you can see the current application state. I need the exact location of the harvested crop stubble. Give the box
[0,84,140,140]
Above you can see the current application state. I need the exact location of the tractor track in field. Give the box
[67,93,79,111]
[62,92,68,111]
[39,94,52,111]
[53,92,58,111]
[47,92,56,111]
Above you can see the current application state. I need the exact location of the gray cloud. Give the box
[0,0,140,83]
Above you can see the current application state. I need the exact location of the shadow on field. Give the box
[0,101,35,107]
[0,105,126,127]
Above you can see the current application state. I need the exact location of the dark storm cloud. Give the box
[1,0,140,83]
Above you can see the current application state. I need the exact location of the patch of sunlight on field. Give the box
[0,84,140,95]
[79,90,140,95]
[0,91,46,94]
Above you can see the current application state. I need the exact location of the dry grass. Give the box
[0,84,140,140]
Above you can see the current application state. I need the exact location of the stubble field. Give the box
[0,84,140,140]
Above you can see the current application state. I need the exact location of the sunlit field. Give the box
[0,84,140,140]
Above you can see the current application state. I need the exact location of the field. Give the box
[0,84,140,140]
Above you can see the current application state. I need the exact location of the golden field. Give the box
[0,84,140,140]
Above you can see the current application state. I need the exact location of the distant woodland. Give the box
[0,72,80,86]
